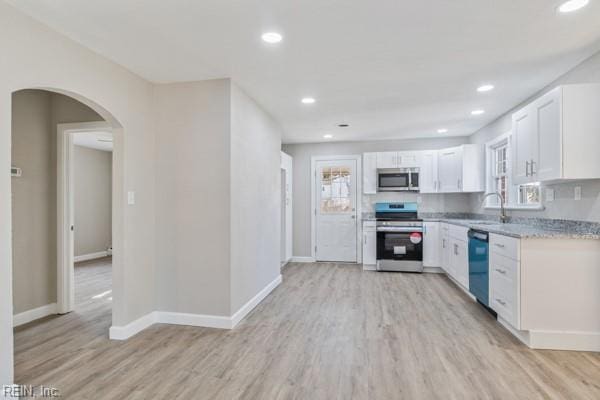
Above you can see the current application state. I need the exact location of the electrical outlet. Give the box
[545,188,555,202]
[574,186,582,201]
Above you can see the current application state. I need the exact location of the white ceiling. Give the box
[8,0,600,143]
[73,131,113,152]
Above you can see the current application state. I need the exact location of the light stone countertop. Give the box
[361,212,600,239]
[421,218,600,240]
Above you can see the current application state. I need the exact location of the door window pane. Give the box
[320,165,352,213]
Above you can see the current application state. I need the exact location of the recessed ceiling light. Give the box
[261,32,283,44]
[323,134,333,139]
[437,128,448,134]
[477,84,495,92]
[558,0,589,13]
[471,109,485,116]
[301,97,316,104]
[338,123,349,128]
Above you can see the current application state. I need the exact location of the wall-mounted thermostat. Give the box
[11,167,22,177]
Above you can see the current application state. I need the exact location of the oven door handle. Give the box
[376,227,423,232]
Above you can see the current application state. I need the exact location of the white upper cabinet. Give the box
[512,104,537,185]
[363,152,378,194]
[376,151,421,169]
[363,145,483,194]
[376,152,397,169]
[419,151,439,193]
[438,146,463,192]
[512,84,600,184]
[437,145,484,193]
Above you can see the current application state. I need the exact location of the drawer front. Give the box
[489,233,520,261]
[490,287,518,329]
[489,252,519,329]
[449,224,469,241]
[490,252,518,285]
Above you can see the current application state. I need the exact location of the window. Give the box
[492,144,509,204]
[485,133,541,210]
[320,166,351,213]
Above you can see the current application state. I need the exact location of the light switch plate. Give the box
[545,188,555,202]
[127,191,135,205]
[574,186,582,201]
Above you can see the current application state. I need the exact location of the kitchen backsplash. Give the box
[362,192,472,214]
[469,180,600,223]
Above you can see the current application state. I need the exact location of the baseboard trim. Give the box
[13,303,57,327]
[290,256,316,263]
[74,251,109,263]
[362,264,377,271]
[423,266,444,274]
[109,312,156,340]
[109,275,283,340]
[231,274,282,328]
[528,329,600,352]
[155,311,232,330]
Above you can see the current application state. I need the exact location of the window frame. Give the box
[484,132,544,211]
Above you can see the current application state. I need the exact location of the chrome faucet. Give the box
[482,192,508,223]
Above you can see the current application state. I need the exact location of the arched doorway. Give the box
[8,87,125,384]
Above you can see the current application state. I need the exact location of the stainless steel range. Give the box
[375,202,423,272]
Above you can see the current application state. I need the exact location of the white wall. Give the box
[1,2,156,386]
[154,79,232,316]
[282,137,470,257]
[469,51,600,222]
[74,145,112,257]
[230,84,282,313]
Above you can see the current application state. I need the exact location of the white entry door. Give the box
[315,159,357,262]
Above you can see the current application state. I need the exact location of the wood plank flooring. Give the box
[13,261,600,399]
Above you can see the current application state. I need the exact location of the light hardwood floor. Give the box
[14,261,600,399]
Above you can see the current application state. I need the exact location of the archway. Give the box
[7,87,125,383]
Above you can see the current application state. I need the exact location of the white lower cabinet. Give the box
[449,237,469,289]
[489,234,521,329]
[438,223,468,289]
[362,221,377,266]
[423,222,440,267]
[440,224,451,274]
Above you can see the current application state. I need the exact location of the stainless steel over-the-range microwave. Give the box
[377,168,419,192]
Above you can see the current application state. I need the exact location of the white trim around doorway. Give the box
[57,121,113,315]
[310,155,362,263]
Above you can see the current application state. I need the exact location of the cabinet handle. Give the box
[494,243,505,248]
[454,244,458,255]
[530,160,536,175]
[525,161,530,177]
[364,235,367,245]
[495,268,507,275]
[457,179,461,190]
[442,239,446,248]
[495,298,507,306]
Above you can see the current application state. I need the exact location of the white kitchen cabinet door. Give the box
[535,88,561,182]
[363,152,378,194]
[419,151,438,193]
[398,152,420,168]
[362,225,377,266]
[441,225,451,273]
[377,152,397,169]
[512,105,537,185]
[438,147,462,193]
[423,222,440,267]
[450,238,469,289]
